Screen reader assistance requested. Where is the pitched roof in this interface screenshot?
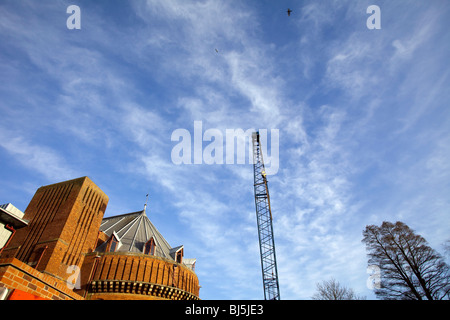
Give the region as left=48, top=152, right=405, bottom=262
left=97, top=209, right=173, bottom=260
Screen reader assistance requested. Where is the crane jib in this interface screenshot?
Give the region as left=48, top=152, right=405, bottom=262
left=251, top=131, right=280, bottom=300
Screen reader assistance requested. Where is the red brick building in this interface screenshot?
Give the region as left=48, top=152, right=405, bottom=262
left=0, top=177, right=200, bottom=300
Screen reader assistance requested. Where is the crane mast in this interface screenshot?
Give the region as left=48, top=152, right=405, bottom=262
left=252, top=131, right=280, bottom=300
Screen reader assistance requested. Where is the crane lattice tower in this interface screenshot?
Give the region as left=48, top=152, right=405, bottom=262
left=251, top=131, right=280, bottom=300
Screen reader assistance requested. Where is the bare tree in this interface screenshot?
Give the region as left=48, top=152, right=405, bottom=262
left=362, top=221, right=450, bottom=300
left=311, top=278, right=366, bottom=300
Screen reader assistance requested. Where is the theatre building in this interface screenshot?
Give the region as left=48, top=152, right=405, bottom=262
left=0, top=177, right=200, bottom=300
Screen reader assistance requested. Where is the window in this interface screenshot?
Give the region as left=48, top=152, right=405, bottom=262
left=176, top=249, right=183, bottom=264
left=109, top=238, right=118, bottom=252
left=170, top=246, right=184, bottom=264
left=144, top=238, right=156, bottom=255
left=106, top=233, right=119, bottom=252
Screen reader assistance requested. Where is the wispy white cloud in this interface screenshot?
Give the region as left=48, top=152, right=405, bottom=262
left=124, top=0, right=450, bottom=299
left=0, top=129, right=77, bottom=181
left=1, top=0, right=449, bottom=301
left=267, top=1, right=450, bottom=299
left=132, top=0, right=286, bottom=129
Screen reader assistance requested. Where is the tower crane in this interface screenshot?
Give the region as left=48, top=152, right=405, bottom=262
left=251, top=131, right=280, bottom=300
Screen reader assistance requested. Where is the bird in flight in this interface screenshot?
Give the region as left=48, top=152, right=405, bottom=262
left=215, top=48, right=219, bottom=53
left=287, top=8, right=292, bottom=16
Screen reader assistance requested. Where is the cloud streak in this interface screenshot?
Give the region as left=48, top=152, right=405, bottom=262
left=0, top=0, right=449, bottom=300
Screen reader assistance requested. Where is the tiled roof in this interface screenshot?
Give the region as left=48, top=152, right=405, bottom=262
left=97, top=209, right=172, bottom=258
left=96, top=209, right=195, bottom=270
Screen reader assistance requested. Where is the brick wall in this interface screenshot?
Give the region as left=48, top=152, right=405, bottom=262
left=0, top=258, right=83, bottom=300
left=77, top=252, right=200, bottom=300
left=1, top=177, right=108, bottom=283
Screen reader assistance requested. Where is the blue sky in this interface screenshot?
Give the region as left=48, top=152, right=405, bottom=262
left=1, top=0, right=449, bottom=300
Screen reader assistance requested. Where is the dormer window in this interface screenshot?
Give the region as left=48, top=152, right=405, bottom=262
left=106, top=232, right=120, bottom=252
left=183, top=259, right=196, bottom=272
left=110, top=237, right=118, bottom=252
left=176, top=251, right=183, bottom=264
left=144, top=238, right=156, bottom=255
left=176, top=248, right=183, bottom=264
left=170, top=245, right=184, bottom=264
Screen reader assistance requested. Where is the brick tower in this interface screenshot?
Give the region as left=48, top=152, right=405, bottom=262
left=1, top=177, right=109, bottom=281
